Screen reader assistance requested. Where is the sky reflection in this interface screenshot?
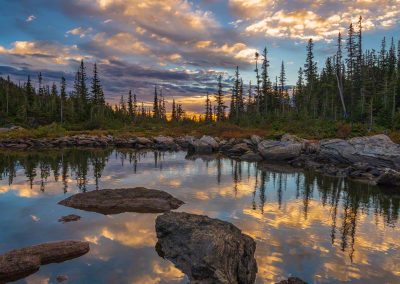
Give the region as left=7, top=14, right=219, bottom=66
left=0, top=149, right=399, bottom=283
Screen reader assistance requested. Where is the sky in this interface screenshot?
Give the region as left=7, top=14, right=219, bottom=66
left=0, top=0, right=399, bottom=113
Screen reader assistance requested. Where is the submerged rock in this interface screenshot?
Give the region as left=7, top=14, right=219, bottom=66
left=58, top=187, right=184, bottom=214
left=376, top=169, right=400, bottom=187
left=56, top=275, right=69, bottom=282
left=276, top=277, right=308, bottom=284
left=155, top=212, right=257, bottom=284
left=0, top=241, right=89, bottom=283
left=58, top=214, right=81, bottom=223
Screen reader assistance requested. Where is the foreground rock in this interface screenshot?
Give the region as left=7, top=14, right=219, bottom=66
left=0, top=241, right=89, bottom=283
left=276, top=277, right=308, bottom=284
left=58, top=214, right=81, bottom=223
left=59, top=187, right=184, bottom=214
left=155, top=212, right=257, bottom=284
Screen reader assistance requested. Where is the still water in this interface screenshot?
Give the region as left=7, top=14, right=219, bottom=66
left=0, top=148, right=399, bottom=284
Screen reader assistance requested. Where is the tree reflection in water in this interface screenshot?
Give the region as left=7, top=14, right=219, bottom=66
left=0, top=148, right=399, bottom=264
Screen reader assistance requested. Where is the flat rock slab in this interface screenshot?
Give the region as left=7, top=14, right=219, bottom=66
left=155, top=212, right=257, bottom=284
left=58, top=214, right=81, bottom=223
left=0, top=241, right=89, bottom=283
left=58, top=187, right=184, bottom=215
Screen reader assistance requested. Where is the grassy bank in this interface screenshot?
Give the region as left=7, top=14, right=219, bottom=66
left=1, top=119, right=399, bottom=143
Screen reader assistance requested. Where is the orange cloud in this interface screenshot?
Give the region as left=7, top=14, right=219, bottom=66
left=232, top=0, right=400, bottom=41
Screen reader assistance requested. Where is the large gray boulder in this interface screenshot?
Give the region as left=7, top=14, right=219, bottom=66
left=153, top=136, right=177, bottom=150
left=59, top=187, right=184, bottom=214
left=155, top=212, right=257, bottom=284
left=188, top=135, right=219, bottom=154
left=319, top=135, right=400, bottom=168
left=257, top=140, right=303, bottom=161
left=0, top=241, right=89, bottom=283
left=199, top=135, right=219, bottom=149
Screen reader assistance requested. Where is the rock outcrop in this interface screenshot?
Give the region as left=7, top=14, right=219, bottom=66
left=318, top=135, right=400, bottom=169
left=0, top=241, right=89, bottom=283
left=155, top=212, right=257, bottom=284
left=58, top=187, right=184, bottom=214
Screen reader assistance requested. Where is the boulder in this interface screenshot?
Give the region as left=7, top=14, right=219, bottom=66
left=58, top=187, right=184, bottom=214
left=258, top=140, right=303, bottom=161
left=135, top=137, right=153, bottom=146
left=155, top=212, right=257, bottom=284
left=153, top=136, right=177, bottom=150
left=188, top=140, right=213, bottom=154
left=0, top=241, right=89, bottom=283
left=199, top=135, right=219, bottom=149
left=319, top=135, right=400, bottom=169
left=58, top=214, right=81, bottom=223
left=250, top=135, right=262, bottom=146
left=174, top=136, right=195, bottom=148
left=376, top=169, right=400, bottom=187
left=230, top=143, right=252, bottom=155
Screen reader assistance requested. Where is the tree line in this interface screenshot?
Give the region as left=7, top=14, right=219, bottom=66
left=1, top=17, right=399, bottom=129
left=0, top=61, right=190, bottom=128
left=204, top=17, right=400, bottom=129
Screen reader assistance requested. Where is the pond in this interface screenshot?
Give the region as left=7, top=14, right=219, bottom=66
left=0, top=148, right=399, bottom=283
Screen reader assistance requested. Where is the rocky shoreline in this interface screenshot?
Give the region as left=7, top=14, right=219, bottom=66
left=1, top=133, right=400, bottom=188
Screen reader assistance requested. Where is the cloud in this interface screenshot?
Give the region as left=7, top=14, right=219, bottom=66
left=66, top=27, right=93, bottom=38
left=231, top=0, right=400, bottom=41
left=0, top=40, right=87, bottom=70
left=26, top=15, right=36, bottom=22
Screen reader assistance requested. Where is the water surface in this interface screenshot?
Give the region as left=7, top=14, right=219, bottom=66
left=0, top=148, right=399, bottom=284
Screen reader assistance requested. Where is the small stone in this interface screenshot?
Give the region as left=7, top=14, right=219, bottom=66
left=56, top=275, right=68, bottom=282
left=58, top=214, right=81, bottom=223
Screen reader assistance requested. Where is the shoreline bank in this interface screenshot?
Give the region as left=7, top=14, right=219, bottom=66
left=1, top=133, right=399, bottom=188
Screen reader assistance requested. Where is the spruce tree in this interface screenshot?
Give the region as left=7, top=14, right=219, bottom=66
left=91, top=63, right=103, bottom=105
left=172, top=99, right=176, bottom=121
left=153, top=86, right=159, bottom=119
left=260, top=47, right=271, bottom=114
left=60, top=76, right=66, bottom=123
left=128, top=90, right=133, bottom=119
left=215, top=75, right=225, bottom=121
